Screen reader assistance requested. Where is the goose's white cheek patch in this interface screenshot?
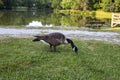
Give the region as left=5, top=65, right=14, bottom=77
left=72, top=47, right=76, bottom=51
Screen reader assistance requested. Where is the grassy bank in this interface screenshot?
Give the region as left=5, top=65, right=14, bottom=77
left=0, top=38, right=120, bottom=80
left=54, top=9, right=112, bottom=18
left=101, top=27, right=120, bottom=33
left=95, top=10, right=112, bottom=19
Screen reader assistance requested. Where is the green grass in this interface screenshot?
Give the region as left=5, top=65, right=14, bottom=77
left=101, top=27, right=120, bottom=33
left=95, top=10, right=112, bottom=19
left=0, top=38, right=120, bottom=80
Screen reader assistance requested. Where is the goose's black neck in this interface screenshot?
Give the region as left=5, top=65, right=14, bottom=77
left=66, top=38, right=75, bottom=48
left=66, top=38, right=78, bottom=53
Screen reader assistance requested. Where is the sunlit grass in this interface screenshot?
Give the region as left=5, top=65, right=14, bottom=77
left=0, top=38, right=120, bottom=80
left=95, top=10, right=112, bottom=19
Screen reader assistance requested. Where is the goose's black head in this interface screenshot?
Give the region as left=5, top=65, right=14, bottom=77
left=73, top=46, right=78, bottom=54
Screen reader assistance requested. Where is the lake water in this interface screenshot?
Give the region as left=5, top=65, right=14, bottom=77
left=0, top=9, right=111, bottom=28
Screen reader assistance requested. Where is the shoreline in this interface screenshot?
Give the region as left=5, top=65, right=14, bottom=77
left=0, top=28, right=120, bottom=43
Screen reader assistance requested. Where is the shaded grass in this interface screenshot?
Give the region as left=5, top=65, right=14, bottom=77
left=0, top=38, right=120, bottom=80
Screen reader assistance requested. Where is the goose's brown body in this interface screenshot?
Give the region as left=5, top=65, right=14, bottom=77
left=44, top=32, right=66, bottom=46
left=33, top=32, right=78, bottom=53
left=34, top=32, right=67, bottom=46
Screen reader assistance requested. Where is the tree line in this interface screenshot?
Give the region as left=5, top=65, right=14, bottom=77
left=0, top=0, right=120, bottom=12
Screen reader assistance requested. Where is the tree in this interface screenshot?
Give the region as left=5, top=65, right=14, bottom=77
left=71, top=0, right=82, bottom=10
left=2, top=0, right=13, bottom=9
left=101, top=0, right=114, bottom=12
left=114, top=0, right=120, bottom=12
left=52, top=0, right=62, bottom=9
left=61, top=0, right=73, bottom=9
left=91, top=0, right=101, bottom=10
left=81, top=0, right=89, bottom=10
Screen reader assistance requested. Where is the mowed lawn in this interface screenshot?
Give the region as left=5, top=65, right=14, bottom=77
left=0, top=38, right=120, bottom=80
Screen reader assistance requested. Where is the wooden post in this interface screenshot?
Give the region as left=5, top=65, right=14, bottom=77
left=111, top=13, right=120, bottom=28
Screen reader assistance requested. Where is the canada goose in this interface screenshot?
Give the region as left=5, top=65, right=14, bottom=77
left=33, top=32, right=78, bottom=54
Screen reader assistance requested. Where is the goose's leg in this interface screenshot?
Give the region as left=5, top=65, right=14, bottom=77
left=53, top=46, right=56, bottom=52
left=53, top=46, right=60, bottom=52
left=50, top=45, right=53, bottom=52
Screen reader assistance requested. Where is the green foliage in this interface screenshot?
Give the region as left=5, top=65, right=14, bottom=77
left=93, top=3, right=101, bottom=10
left=0, top=38, right=120, bottom=79
left=52, top=0, right=62, bottom=9
left=114, top=0, right=120, bottom=12
left=101, top=0, right=120, bottom=12
left=101, top=0, right=112, bottom=12
left=0, top=0, right=120, bottom=12
left=0, top=0, right=52, bottom=10
left=60, top=0, right=72, bottom=9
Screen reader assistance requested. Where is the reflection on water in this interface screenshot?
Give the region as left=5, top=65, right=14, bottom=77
left=0, top=10, right=111, bottom=28
left=26, top=21, right=53, bottom=27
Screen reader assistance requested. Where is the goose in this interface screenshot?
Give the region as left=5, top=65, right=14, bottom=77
left=33, top=32, right=78, bottom=54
